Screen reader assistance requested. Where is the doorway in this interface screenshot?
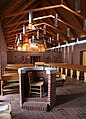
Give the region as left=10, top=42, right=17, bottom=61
left=30, top=56, right=41, bottom=64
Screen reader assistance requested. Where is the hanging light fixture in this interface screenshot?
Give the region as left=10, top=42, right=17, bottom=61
left=43, top=24, right=46, bottom=34
left=52, top=36, right=54, bottom=41
left=29, top=39, right=31, bottom=44
left=23, top=24, right=26, bottom=34
left=75, top=0, right=81, bottom=13
left=54, top=14, right=58, bottom=27
left=17, top=38, right=20, bottom=46
left=20, top=33, right=22, bottom=41
left=29, top=11, right=33, bottom=24
left=57, top=33, right=59, bottom=41
left=15, top=34, right=18, bottom=43
left=61, top=0, right=64, bottom=4
left=37, top=30, right=39, bottom=39
left=83, top=19, right=86, bottom=31
left=67, top=27, right=70, bottom=37
left=28, top=10, right=33, bottom=29
left=44, top=40, right=46, bottom=45
left=32, top=36, right=34, bottom=43
left=50, top=37, right=52, bottom=43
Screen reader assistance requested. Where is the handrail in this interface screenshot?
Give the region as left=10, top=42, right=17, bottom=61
left=35, top=62, right=86, bottom=72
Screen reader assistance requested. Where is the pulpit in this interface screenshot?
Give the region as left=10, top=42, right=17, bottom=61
left=18, top=66, right=56, bottom=111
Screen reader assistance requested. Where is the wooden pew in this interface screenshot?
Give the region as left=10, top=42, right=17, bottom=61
left=1, top=73, right=19, bottom=95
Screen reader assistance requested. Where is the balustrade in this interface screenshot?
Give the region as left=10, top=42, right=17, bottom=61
left=35, top=62, right=86, bottom=82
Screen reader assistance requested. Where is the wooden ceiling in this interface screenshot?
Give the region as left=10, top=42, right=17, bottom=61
left=0, top=0, right=86, bottom=48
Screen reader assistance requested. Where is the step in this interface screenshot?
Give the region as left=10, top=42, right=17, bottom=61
left=22, top=101, right=49, bottom=111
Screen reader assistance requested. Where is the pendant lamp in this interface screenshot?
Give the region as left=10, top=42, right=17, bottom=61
left=32, top=35, right=35, bottom=43
left=20, top=33, right=22, bottom=41
left=50, top=37, right=52, bottom=43
left=75, top=0, right=81, bottom=13
left=37, top=30, right=39, bottom=39
left=43, top=24, right=46, bottom=34
left=54, top=14, right=58, bottom=27
left=57, top=33, right=59, bottom=41
left=23, top=24, right=26, bottom=34
left=83, top=19, right=86, bottom=31
left=67, top=27, right=70, bottom=37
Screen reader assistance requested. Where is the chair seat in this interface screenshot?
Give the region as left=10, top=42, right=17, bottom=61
left=31, top=81, right=43, bottom=86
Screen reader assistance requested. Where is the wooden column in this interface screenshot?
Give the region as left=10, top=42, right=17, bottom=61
left=76, top=70, right=80, bottom=80
left=70, top=69, right=73, bottom=78
left=84, top=72, right=86, bottom=82
left=65, top=68, right=68, bottom=77
left=61, top=68, right=63, bottom=75
left=56, top=67, right=59, bottom=72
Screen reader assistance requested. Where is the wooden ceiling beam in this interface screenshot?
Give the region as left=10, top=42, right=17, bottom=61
left=3, top=0, right=37, bottom=27
left=46, top=0, right=79, bottom=39
left=4, top=20, right=28, bottom=28
left=35, top=13, right=55, bottom=38
left=44, top=0, right=68, bottom=39
left=5, top=21, right=64, bottom=38
left=4, top=15, right=54, bottom=28
left=5, top=0, right=42, bottom=33
left=6, top=37, right=15, bottom=42
left=2, top=4, right=85, bottom=20
left=2, top=4, right=62, bottom=18
left=62, top=4, right=85, bottom=20
left=2, top=0, right=22, bottom=15
left=4, top=14, right=83, bottom=35
left=6, top=33, right=21, bottom=39
left=5, top=22, right=44, bottom=35
left=5, top=28, right=22, bottom=35
left=58, top=18, right=83, bottom=33
left=5, top=21, right=65, bottom=42
left=62, top=0, right=84, bottom=31
left=36, top=9, right=65, bottom=40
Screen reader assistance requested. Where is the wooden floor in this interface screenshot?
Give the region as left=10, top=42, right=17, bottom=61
left=0, top=79, right=86, bottom=119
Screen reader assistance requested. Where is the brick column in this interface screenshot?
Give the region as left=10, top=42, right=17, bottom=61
left=0, top=22, right=7, bottom=79
left=46, top=70, right=56, bottom=108
left=0, top=22, right=1, bottom=95
left=19, top=72, right=25, bottom=107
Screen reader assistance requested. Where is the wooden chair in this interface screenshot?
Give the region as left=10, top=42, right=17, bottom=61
left=1, top=79, right=19, bottom=96
left=28, top=72, right=44, bottom=98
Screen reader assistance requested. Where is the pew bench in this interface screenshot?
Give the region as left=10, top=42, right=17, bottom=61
left=1, top=73, right=19, bottom=96
left=1, top=79, right=19, bottom=96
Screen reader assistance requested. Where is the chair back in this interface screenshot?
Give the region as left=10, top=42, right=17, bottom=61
left=28, top=72, right=34, bottom=84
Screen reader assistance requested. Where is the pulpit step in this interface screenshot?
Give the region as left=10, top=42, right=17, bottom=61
left=22, top=101, right=49, bottom=111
